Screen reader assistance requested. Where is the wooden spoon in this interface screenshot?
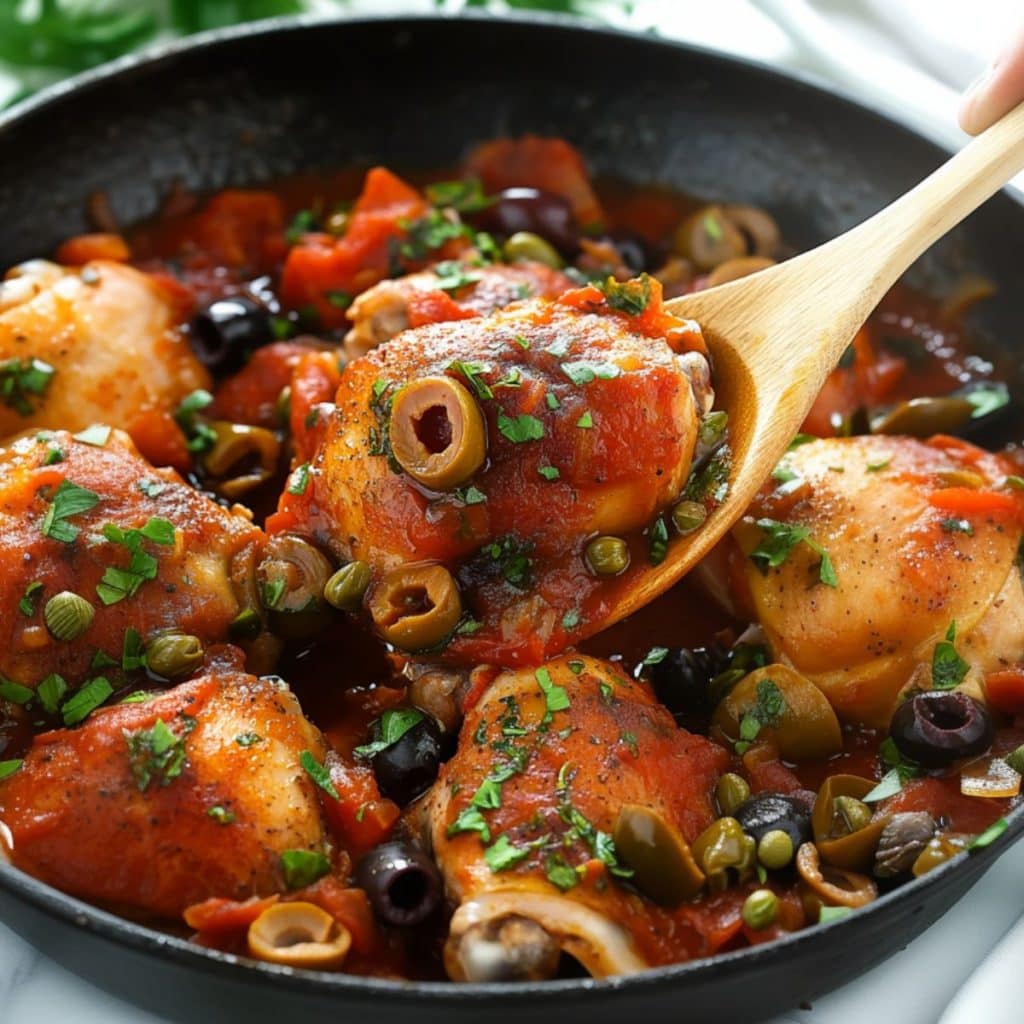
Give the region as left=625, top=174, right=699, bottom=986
left=605, top=101, right=1024, bottom=626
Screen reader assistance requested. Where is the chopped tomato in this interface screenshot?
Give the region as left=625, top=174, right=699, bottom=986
left=56, top=233, right=130, bottom=264
left=406, top=289, right=480, bottom=328
left=183, top=894, right=279, bottom=936
left=318, top=751, right=400, bottom=858
left=465, top=135, right=604, bottom=227
left=928, top=487, right=1020, bottom=517
left=986, top=668, right=1024, bottom=715
left=301, top=878, right=380, bottom=956
left=212, top=341, right=316, bottom=428
left=280, top=168, right=432, bottom=329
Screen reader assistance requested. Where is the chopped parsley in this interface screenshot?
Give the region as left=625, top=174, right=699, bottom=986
left=699, top=410, right=729, bottom=448
left=138, top=478, right=167, bottom=498
left=280, top=848, right=330, bottom=889
left=448, top=360, right=494, bottom=401
left=735, top=678, right=788, bottom=754
left=285, top=208, right=316, bottom=244
left=576, top=410, right=594, bottom=429
left=18, top=581, right=42, bottom=617
left=684, top=445, right=731, bottom=505
left=513, top=334, right=531, bottom=350
left=940, top=518, right=973, bottom=536
left=546, top=392, right=561, bottom=410
left=0, top=679, right=33, bottom=705
left=544, top=853, right=580, bottom=891
left=863, top=736, right=919, bottom=802
left=536, top=667, right=570, bottom=725
left=562, top=608, right=581, bottom=630
left=61, top=676, right=113, bottom=726
left=819, top=906, right=853, bottom=924
left=750, top=518, right=838, bottom=588
left=0, top=759, right=23, bottom=781
left=208, top=805, right=236, bottom=825
left=125, top=718, right=188, bottom=791
left=36, top=673, right=67, bottom=715
left=40, top=479, right=99, bottom=543
left=433, top=260, right=481, bottom=295
left=398, top=209, right=472, bottom=263
left=932, top=622, right=969, bottom=690
left=0, top=357, right=55, bottom=416
left=121, top=628, right=146, bottom=671
left=866, top=457, right=892, bottom=472
left=235, top=732, right=262, bottom=747
left=173, top=390, right=217, bottom=454
left=969, top=817, right=1008, bottom=850
left=96, top=517, right=175, bottom=606
left=485, top=535, right=533, bottom=590
left=353, top=708, right=425, bottom=759
left=538, top=465, right=560, bottom=481
left=325, top=290, right=352, bottom=310
left=560, top=361, right=621, bottom=386
left=288, top=462, right=311, bottom=496
left=447, top=806, right=491, bottom=843
left=73, top=424, right=111, bottom=447
left=484, top=834, right=532, bottom=872
left=424, top=177, right=492, bottom=213
left=965, top=385, right=1009, bottom=420
left=300, top=749, right=340, bottom=800
left=648, top=517, right=669, bottom=565
left=598, top=273, right=652, bottom=315
left=455, top=485, right=487, bottom=505
left=497, top=411, right=545, bottom=443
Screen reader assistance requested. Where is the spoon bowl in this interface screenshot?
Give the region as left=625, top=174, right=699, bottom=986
left=598, top=100, right=1024, bottom=629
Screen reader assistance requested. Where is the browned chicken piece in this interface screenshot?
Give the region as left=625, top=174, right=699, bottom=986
left=0, top=649, right=331, bottom=918
left=0, top=428, right=267, bottom=690
left=343, top=260, right=573, bottom=360
left=0, top=259, right=208, bottom=466
left=722, top=434, right=1024, bottom=727
left=423, top=655, right=729, bottom=980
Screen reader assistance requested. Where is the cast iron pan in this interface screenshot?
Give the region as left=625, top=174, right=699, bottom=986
left=1, top=13, right=1023, bottom=1024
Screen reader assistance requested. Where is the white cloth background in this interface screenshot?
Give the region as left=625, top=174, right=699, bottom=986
left=2, top=1, right=1023, bottom=1022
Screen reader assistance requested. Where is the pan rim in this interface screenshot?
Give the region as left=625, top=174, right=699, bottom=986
left=0, top=8, right=1021, bottom=1004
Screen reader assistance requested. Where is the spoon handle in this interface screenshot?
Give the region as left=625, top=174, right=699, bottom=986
left=837, top=99, right=1024, bottom=300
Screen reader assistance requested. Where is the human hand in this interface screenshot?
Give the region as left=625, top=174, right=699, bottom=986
left=959, top=27, right=1024, bottom=134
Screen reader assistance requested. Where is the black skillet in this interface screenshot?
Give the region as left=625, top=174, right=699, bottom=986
left=1, top=13, right=1023, bottom=1024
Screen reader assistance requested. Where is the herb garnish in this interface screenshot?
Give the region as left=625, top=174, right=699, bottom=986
left=288, top=462, right=311, bottom=496
left=425, top=177, right=493, bottom=213
left=538, top=465, right=560, bottom=481
left=648, top=517, right=669, bottom=565
left=285, top=209, right=316, bottom=244
left=37, top=673, right=67, bottom=715
left=173, top=389, right=217, bottom=454
left=965, top=385, right=1009, bottom=419
left=735, top=678, right=788, bottom=754
left=544, top=853, right=580, bottom=891
left=40, top=479, right=99, bottom=542
left=576, top=410, right=594, bottom=429
left=0, top=357, right=55, bottom=416
left=73, top=424, right=111, bottom=447
left=433, top=260, right=481, bottom=295
left=863, top=737, right=919, bottom=803
left=96, top=517, right=175, bottom=606
left=560, top=361, right=621, bottom=386
left=750, top=518, right=838, bottom=588
left=0, top=679, right=33, bottom=705
left=235, top=732, right=262, bottom=747
left=18, top=581, right=42, bottom=616
left=536, top=667, right=570, bottom=724
left=125, top=718, right=188, bottom=791
left=300, top=749, right=340, bottom=800
left=932, top=622, right=969, bottom=690
left=485, top=535, right=533, bottom=589
left=484, top=834, right=532, bottom=872
left=598, top=274, right=652, bottom=315
left=353, top=708, right=425, bottom=759
left=61, top=676, right=113, bottom=726
left=497, top=411, right=545, bottom=443
left=969, top=817, right=1008, bottom=850
left=280, top=849, right=330, bottom=889
left=208, top=805, right=236, bottom=825
left=448, top=360, right=493, bottom=400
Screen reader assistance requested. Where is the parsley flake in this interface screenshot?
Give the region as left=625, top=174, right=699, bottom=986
left=61, top=676, right=113, bottom=726
left=932, top=622, right=969, bottom=690
left=300, top=749, right=339, bottom=800
left=18, top=581, right=42, bottom=617
left=497, top=411, right=544, bottom=443
left=125, top=718, right=187, bottom=791
left=598, top=274, right=652, bottom=315
left=280, top=849, right=330, bottom=889
left=40, top=479, right=99, bottom=543
left=0, top=357, right=55, bottom=416
left=353, top=708, right=425, bottom=759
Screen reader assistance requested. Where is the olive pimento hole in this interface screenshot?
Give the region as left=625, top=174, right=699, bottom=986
left=921, top=697, right=967, bottom=731
left=276, top=927, right=316, bottom=948
left=414, top=404, right=454, bottom=454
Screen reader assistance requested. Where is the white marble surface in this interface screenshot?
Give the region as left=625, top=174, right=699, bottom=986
left=3, top=1, right=1024, bottom=1021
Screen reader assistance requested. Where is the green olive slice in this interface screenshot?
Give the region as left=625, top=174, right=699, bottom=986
left=613, top=803, right=705, bottom=906
left=368, top=563, right=462, bottom=651
left=389, top=376, right=486, bottom=491
left=811, top=774, right=888, bottom=872
left=712, top=663, right=842, bottom=760
left=869, top=395, right=974, bottom=437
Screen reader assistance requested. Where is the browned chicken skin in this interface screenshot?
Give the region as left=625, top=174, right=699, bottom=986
left=0, top=649, right=330, bottom=918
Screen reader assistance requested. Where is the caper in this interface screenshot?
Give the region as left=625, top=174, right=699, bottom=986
left=690, top=816, right=757, bottom=891
left=834, top=796, right=873, bottom=836
left=368, top=564, right=462, bottom=651
left=146, top=631, right=204, bottom=680
left=757, top=829, right=794, bottom=870
left=389, top=376, right=486, bottom=491
left=671, top=500, right=707, bottom=535
left=502, top=231, right=564, bottom=269
left=741, top=888, right=778, bottom=930
left=584, top=536, right=630, bottom=577
left=716, top=773, right=751, bottom=816
left=43, top=591, right=94, bottom=642
left=325, top=561, right=372, bottom=612
left=613, top=804, right=705, bottom=906
left=326, top=210, right=350, bottom=236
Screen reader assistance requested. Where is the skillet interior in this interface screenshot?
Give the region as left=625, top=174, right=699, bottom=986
left=1, top=13, right=1023, bottom=1024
